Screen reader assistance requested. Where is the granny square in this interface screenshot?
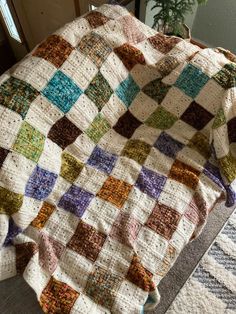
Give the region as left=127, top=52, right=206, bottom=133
left=116, top=74, right=140, bottom=108
left=114, top=43, right=145, bottom=71
left=121, top=139, right=151, bottom=165
left=113, top=110, right=142, bottom=139
left=97, top=176, right=132, bottom=209
left=180, top=101, right=214, bottom=130
left=13, top=121, right=45, bottom=163
left=25, top=166, right=58, bottom=200
left=40, top=276, right=79, bottom=314
left=60, top=152, right=84, bottom=183
left=85, top=265, right=122, bottom=310
left=135, top=166, right=167, bottom=199
left=85, top=71, right=113, bottom=111
left=15, top=242, right=38, bottom=274
left=145, top=106, right=178, bottom=130
left=142, top=78, right=171, bottom=104
left=58, top=185, right=94, bottom=218
left=0, top=76, right=39, bottom=119
left=31, top=202, right=55, bottom=229
left=169, top=159, right=201, bottom=190
left=148, top=33, right=181, bottom=54
left=213, top=63, right=236, bottom=89
left=3, top=217, right=22, bottom=247
left=0, top=186, right=23, bottom=215
left=154, top=132, right=184, bottom=158
left=67, top=220, right=107, bottom=262
left=156, top=55, right=179, bottom=77
left=110, top=212, right=141, bottom=247
left=126, top=254, right=155, bottom=292
left=87, top=146, right=117, bottom=174
left=175, top=64, right=209, bottom=98
left=188, top=132, right=211, bottom=159
left=145, top=202, right=181, bottom=240
left=48, top=116, right=82, bottom=149
left=85, top=113, right=111, bottom=143
left=85, top=11, right=110, bottom=28
left=42, top=71, right=82, bottom=113
left=78, top=32, right=112, bottom=67
left=33, top=34, right=74, bottom=68
left=203, top=161, right=224, bottom=189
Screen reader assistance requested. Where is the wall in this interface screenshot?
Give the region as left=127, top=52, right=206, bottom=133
left=192, top=0, right=236, bottom=53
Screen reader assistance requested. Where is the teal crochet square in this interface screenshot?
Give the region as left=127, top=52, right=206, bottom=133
left=42, top=70, right=82, bottom=113
left=175, top=64, right=209, bottom=99
left=116, top=74, right=140, bottom=108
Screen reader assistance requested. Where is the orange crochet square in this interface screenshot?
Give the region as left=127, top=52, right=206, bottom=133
left=169, top=159, right=200, bottom=190
left=33, top=34, right=74, bottom=68
left=97, top=176, right=132, bottom=208
left=40, top=277, right=79, bottom=314
left=31, top=202, right=55, bottom=229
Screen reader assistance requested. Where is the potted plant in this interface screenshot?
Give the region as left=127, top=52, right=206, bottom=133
left=149, top=0, right=208, bottom=38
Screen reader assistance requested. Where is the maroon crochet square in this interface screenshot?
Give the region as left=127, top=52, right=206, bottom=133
left=113, top=110, right=142, bottom=139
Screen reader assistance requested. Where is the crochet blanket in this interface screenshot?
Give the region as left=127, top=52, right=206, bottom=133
left=0, top=4, right=236, bottom=314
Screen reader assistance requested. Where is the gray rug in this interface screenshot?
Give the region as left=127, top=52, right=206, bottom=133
left=0, top=202, right=234, bottom=313
left=166, top=208, right=236, bottom=313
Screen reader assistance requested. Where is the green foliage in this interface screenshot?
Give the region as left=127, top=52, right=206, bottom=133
left=149, top=0, right=208, bottom=35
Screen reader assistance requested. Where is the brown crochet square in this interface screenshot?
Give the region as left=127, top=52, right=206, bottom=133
left=31, top=202, right=55, bottom=229
left=48, top=116, right=82, bottom=150
left=85, top=11, right=110, bottom=28
left=148, top=33, right=181, bottom=54
left=145, top=202, right=181, bottom=240
left=169, top=159, right=201, bottom=190
left=114, top=43, right=145, bottom=71
left=33, top=34, right=74, bottom=68
left=40, top=277, right=79, bottom=314
left=67, top=220, right=107, bottom=262
left=113, top=110, right=142, bottom=139
left=0, top=147, right=9, bottom=168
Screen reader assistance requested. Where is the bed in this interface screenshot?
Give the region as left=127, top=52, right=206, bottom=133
left=0, top=4, right=235, bottom=313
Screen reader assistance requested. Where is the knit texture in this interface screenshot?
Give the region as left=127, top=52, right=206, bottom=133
left=0, top=5, right=236, bottom=314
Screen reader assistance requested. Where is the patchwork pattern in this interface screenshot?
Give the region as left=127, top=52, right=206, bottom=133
left=121, top=139, right=151, bottom=165
left=85, top=265, right=122, bottom=310
left=58, top=185, right=94, bottom=218
left=1, top=5, right=236, bottom=314
left=85, top=71, right=113, bottom=111
left=48, top=116, right=82, bottom=149
left=13, top=121, right=45, bottom=163
left=40, top=277, right=79, bottom=314
left=116, top=74, right=140, bottom=108
left=114, top=43, right=145, bottom=70
left=87, top=146, right=117, bottom=174
left=145, top=202, right=181, bottom=240
left=97, top=176, right=132, bottom=208
left=175, top=64, right=209, bottom=98
left=78, top=32, right=112, bottom=67
left=67, top=220, right=107, bottom=262
left=42, top=71, right=82, bottom=113
left=0, top=77, right=39, bottom=119
left=25, top=166, right=58, bottom=200
left=33, top=34, right=74, bottom=68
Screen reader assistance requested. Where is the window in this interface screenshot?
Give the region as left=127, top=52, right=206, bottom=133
left=0, top=0, right=21, bottom=42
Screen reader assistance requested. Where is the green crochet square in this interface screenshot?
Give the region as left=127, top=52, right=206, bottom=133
left=13, top=121, right=45, bottom=162
left=85, top=71, right=113, bottom=111
left=121, top=139, right=151, bottom=165
left=60, top=152, right=84, bottom=183
left=0, top=186, right=23, bottom=215
left=85, top=113, right=111, bottom=143
left=213, top=63, right=236, bottom=89
left=145, top=106, right=178, bottom=130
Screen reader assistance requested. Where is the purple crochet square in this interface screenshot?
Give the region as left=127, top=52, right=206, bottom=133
left=3, top=218, right=22, bottom=247
left=203, top=161, right=224, bottom=188
left=58, top=185, right=94, bottom=217
left=154, top=132, right=184, bottom=158
left=135, top=166, right=167, bottom=199
left=25, top=166, right=58, bottom=200
left=87, top=146, right=117, bottom=174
